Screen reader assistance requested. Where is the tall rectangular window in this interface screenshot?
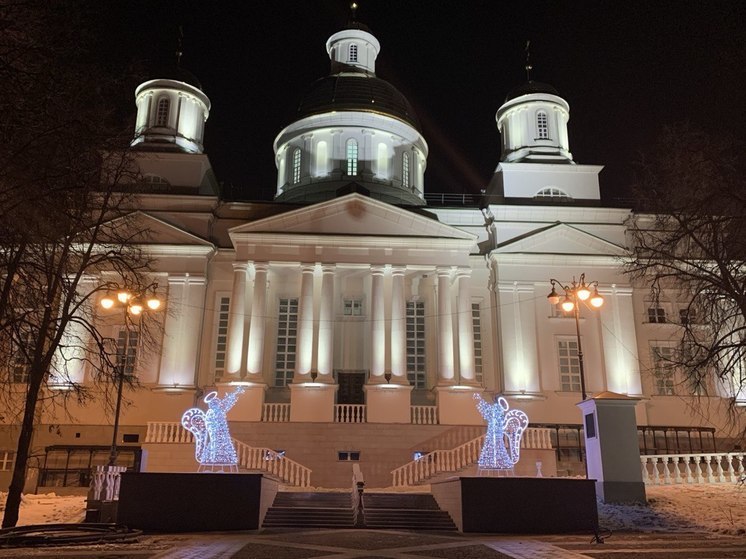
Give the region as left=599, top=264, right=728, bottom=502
left=155, top=97, right=170, bottom=126
left=116, top=329, right=139, bottom=378
left=558, top=338, right=581, bottom=392
left=292, top=148, right=302, bottom=184
left=402, top=152, right=410, bottom=189
left=651, top=344, right=676, bottom=395
left=213, top=296, right=230, bottom=381
left=343, top=299, right=363, bottom=316
left=536, top=111, right=548, bottom=139
left=348, top=44, right=358, bottom=62
left=275, top=298, right=298, bottom=387
left=346, top=139, right=358, bottom=176
left=472, top=303, right=483, bottom=385
left=406, top=301, right=426, bottom=388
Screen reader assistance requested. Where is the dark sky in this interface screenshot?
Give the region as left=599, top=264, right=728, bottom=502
left=101, top=1, right=744, bottom=203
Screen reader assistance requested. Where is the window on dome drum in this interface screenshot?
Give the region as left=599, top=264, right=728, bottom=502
left=292, top=148, right=302, bottom=184
left=406, top=300, right=426, bottom=388
left=472, top=303, right=483, bottom=385
left=343, top=299, right=363, bottom=316
left=348, top=44, right=358, bottom=63
left=534, top=187, right=571, bottom=200
left=213, top=295, right=230, bottom=381
left=275, top=298, right=298, bottom=387
left=402, top=152, right=410, bottom=189
left=558, top=338, right=581, bottom=392
left=536, top=111, right=549, bottom=139
left=647, top=306, right=667, bottom=323
left=116, top=328, right=140, bottom=378
left=651, top=344, right=676, bottom=395
left=346, top=139, right=358, bottom=176
left=155, top=98, right=170, bottom=126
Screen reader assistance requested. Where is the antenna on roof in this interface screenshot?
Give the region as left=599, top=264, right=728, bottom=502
left=350, top=2, right=359, bottom=22
left=525, top=40, right=532, bottom=82
left=176, top=25, right=184, bottom=66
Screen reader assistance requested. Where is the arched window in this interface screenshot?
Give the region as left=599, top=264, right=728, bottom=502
left=534, top=187, right=571, bottom=200
left=536, top=111, right=549, bottom=139
left=349, top=44, right=358, bottom=63
left=346, top=139, right=358, bottom=176
left=292, top=148, right=302, bottom=184
left=402, top=153, right=410, bottom=189
left=155, top=97, right=170, bottom=127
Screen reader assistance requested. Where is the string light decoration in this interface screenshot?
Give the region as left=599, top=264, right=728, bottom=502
left=474, top=393, right=529, bottom=472
left=181, top=386, right=245, bottom=472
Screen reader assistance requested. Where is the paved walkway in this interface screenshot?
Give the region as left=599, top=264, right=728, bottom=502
left=1, top=529, right=746, bottom=558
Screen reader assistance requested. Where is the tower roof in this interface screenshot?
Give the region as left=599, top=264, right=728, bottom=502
left=505, top=80, right=559, bottom=102
left=151, top=65, right=203, bottom=90
left=295, top=74, right=421, bottom=130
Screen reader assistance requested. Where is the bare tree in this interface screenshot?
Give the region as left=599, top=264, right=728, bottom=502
left=0, top=1, right=156, bottom=527
left=625, top=124, right=746, bottom=422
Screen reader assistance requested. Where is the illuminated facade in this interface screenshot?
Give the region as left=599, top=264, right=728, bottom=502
left=1, top=22, right=740, bottom=491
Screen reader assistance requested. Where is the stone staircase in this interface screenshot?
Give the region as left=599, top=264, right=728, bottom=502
left=362, top=493, right=457, bottom=531
left=263, top=491, right=456, bottom=531
left=262, top=492, right=355, bottom=528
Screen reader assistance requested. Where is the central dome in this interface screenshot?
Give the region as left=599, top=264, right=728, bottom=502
left=296, top=74, right=421, bottom=131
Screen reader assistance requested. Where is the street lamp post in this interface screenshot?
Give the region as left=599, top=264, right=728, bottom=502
left=100, top=288, right=162, bottom=467
left=547, top=274, right=604, bottom=401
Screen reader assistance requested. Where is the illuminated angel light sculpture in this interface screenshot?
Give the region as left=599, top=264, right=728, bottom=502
left=474, top=393, right=529, bottom=472
left=182, top=386, right=245, bottom=472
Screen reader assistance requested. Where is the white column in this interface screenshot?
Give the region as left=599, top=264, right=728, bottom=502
left=52, top=276, right=96, bottom=386
left=295, top=263, right=315, bottom=379
left=600, top=285, right=642, bottom=396
left=390, top=266, right=407, bottom=382
left=246, top=262, right=269, bottom=378
left=437, top=267, right=455, bottom=383
left=369, top=265, right=386, bottom=381
left=317, top=264, right=335, bottom=381
left=456, top=268, right=476, bottom=384
left=158, top=275, right=207, bottom=388
left=225, top=263, right=248, bottom=377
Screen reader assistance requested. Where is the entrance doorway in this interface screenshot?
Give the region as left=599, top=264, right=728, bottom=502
left=336, top=371, right=366, bottom=404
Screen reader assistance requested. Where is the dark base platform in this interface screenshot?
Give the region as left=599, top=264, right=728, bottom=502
left=117, top=472, right=265, bottom=532
left=432, top=476, right=599, bottom=533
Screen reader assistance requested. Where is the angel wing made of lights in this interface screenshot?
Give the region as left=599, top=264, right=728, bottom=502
left=181, top=408, right=208, bottom=463
left=504, top=408, right=529, bottom=466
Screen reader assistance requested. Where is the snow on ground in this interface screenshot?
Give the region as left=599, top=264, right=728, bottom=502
left=2, top=484, right=746, bottom=534
left=0, top=492, right=86, bottom=526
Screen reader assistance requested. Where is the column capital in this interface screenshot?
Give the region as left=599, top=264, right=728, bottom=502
left=320, top=264, right=336, bottom=275
left=436, top=266, right=454, bottom=278
left=252, top=261, right=270, bottom=274
left=390, top=266, right=406, bottom=277
left=300, top=262, right=316, bottom=274
left=455, top=267, right=472, bottom=280
left=232, top=262, right=250, bottom=272
left=370, top=265, right=386, bottom=276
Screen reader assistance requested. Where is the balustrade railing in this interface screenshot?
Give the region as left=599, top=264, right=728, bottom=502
left=391, top=427, right=553, bottom=487
left=335, top=404, right=366, bottom=423
left=641, top=453, right=746, bottom=485
left=411, top=405, right=438, bottom=425
left=144, top=421, right=312, bottom=487
left=262, top=403, right=291, bottom=422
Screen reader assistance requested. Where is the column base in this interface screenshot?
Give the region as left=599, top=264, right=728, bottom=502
left=289, top=382, right=338, bottom=422
left=595, top=481, right=646, bottom=504
left=364, top=383, right=413, bottom=423
left=215, top=381, right=266, bottom=422
left=434, top=385, right=484, bottom=425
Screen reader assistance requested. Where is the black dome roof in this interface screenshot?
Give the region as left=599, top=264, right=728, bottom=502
left=295, top=74, right=421, bottom=130
left=152, top=65, right=203, bottom=90
left=505, top=81, right=559, bottom=102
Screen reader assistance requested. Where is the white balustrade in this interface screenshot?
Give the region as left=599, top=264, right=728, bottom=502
left=88, top=465, right=127, bottom=501
left=144, top=421, right=312, bottom=487
left=410, top=405, right=438, bottom=425
left=335, top=404, right=366, bottom=423
left=640, top=453, right=746, bottom=485
left=262, top=403, right=291, bottom=422
left=391, top=427, right=553, bottom=487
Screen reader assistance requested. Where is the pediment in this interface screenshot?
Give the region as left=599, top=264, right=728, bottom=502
left=493, top=222, right=627, bottom=256
left=229, top=194, right=475, bottom=241
left=102, top=211, right=213, bottom=247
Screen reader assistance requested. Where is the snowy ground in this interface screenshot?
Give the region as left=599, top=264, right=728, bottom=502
left=2, top=483, right=746, bottom=534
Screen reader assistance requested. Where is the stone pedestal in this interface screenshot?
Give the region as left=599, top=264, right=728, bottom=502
left=434, top=385, right=484, bottom=425
left=577, top=391, right=646, bottom=503
left=216, top=382, right=266, bottom=422
left=289, top=382, right=337, bottom=422
left=364, top=383, right=413, bottom=423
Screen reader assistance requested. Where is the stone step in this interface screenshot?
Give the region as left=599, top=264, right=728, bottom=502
left=363, top=493, right=440, bottom=509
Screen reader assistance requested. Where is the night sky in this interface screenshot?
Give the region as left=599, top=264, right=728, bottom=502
left=100, top=1, right=744, bottom=203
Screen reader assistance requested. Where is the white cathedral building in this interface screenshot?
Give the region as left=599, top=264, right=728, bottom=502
left=2, top=22, right=738, bottom=490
